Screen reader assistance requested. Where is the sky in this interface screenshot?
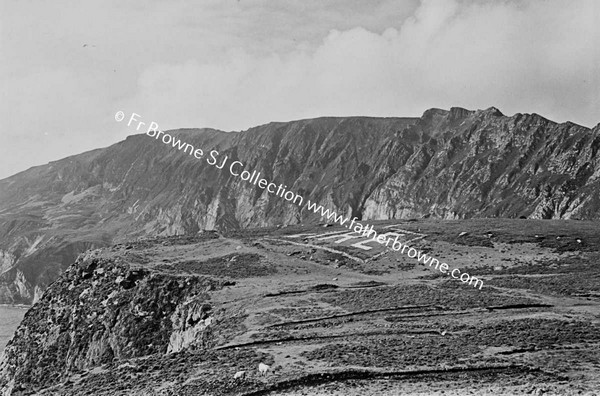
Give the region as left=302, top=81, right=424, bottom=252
left=1, top=0, right=599, bottom=179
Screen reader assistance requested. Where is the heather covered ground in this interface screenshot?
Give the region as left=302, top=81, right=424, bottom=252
left=2, top=219, right=599, bottom=395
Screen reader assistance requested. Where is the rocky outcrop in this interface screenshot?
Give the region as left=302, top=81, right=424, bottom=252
left=167, top=300, right=214, bottom=353
left=0, top=246, right=232, bottom=394
left=0, top=109, right=599, bottom=303
left=363, top=109, right=600, bottom=220
left=0, top=250, right=15, bottom=275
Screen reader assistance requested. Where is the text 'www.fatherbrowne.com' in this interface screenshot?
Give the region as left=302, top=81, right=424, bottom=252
left=116, top=111, right=484, bottom=290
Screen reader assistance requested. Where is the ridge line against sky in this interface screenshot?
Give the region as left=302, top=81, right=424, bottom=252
left=1, top=0, right=599, bottom=179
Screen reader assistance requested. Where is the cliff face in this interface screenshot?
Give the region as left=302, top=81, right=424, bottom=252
left=0, top=108, right=599, bottom=303
left=364, top=108, right=600, bottom=220
left=0, top=234, right=240, bottom=394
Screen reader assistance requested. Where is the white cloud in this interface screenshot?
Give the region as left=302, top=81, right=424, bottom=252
left=1, top=0, right=599, bottom=178
left=127, top=0, right=600, bottom=133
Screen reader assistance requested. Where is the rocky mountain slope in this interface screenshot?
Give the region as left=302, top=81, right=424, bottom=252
left=2, top=219, right=599, bottom=395
left=1, top=107, right=599, bottom=304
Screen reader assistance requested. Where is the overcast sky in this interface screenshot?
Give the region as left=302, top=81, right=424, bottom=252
left=1, top=0, right=599, bottom=179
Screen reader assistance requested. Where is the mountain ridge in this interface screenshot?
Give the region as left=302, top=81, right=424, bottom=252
left=1, top=107, right=599, bottom=304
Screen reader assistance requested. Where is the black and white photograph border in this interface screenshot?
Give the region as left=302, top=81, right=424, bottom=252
left=1, top=1, right=599, bottom=395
